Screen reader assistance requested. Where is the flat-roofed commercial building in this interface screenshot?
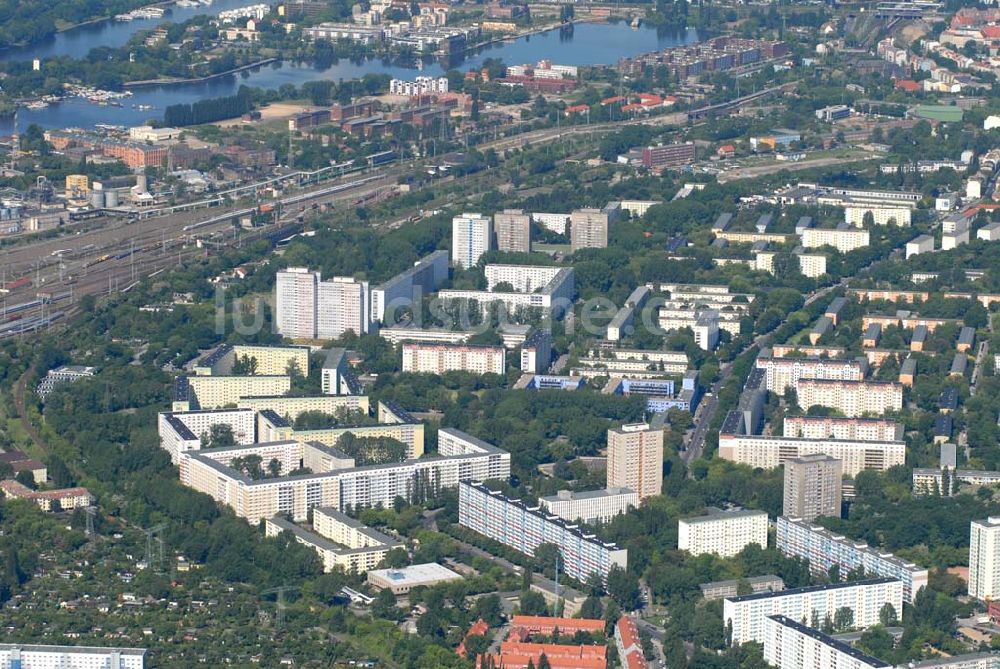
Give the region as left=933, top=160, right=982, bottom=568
left=776, top=516, right=928, bottom=602
left=539, top=487, right=638, bottom=524
left=607, top=423, right=664, bottom=500
left=724, top=577, right=903, bottom=645
left=401, top=343, right=506, bottom=375
left=719, top=433, right=904, bottom=476
left=678, top=509, right=768, bottom=558
left=367, top=562, right=463, bottom=594
left=458, top=480, right=628, bottom=584
left=0, top=644, right=147, bottom=669
left=763, top=615, right=891, bottom=669
left=494, top=209, right=531, bottom=253
left=796, top=379, right=903, bottom=417
left=756, top=355, right=867, bottom=394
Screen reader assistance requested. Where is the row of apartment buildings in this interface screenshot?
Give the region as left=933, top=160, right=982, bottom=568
left=179, top=427, right=509, bottom=524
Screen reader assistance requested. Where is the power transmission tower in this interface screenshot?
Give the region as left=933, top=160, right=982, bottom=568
left=261, top=586, right=300, bottom=629
left=84, top=506, right=97, bottom=538
left=141, top=523, right=168, bottom=571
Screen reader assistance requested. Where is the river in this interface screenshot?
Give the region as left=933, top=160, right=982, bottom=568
left=0, top=19, right=698, bottom=132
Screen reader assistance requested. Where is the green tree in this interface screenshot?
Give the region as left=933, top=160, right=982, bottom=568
left=372, top=587, right=399, bottom=620
left=14, top=471, right=36, bottom=490
left=519, top=590, right=548, bottom=616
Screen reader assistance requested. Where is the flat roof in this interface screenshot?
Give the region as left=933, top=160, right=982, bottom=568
left=541, top=487, right=636, bottom=503
left=767, top=616, right=891, bottom=667
left=0, top=644, right=146, bottom=656
left=680, top=509, right=767, bottom=525
left=268, top=515, right=400, bottom=555
left=368, top=562, right=461, bottom=585
left=700, top=574, right=783, bottom=590
left=727, top=577, right=897, bottom=604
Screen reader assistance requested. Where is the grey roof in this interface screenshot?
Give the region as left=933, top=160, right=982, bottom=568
left=726, top=577, right=897, bottom=604
left=958, top=326, right=975, bottom=346
left=765, top=616, right=890, bottom=668
left=825, top=297, right=847, bottom=315
left=323, top=347, right=347, bottom=370
left=950, top=353, right=968, bottom=375
left=0, top=644, right=146, bottom=657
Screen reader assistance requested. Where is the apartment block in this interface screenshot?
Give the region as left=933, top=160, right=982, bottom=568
left=520, top=329, right=552, bottom=374
left=724, top=578, right=903, bottom=645
left=844, top=205, right=912, bottom=227
left=607, top=423, right=664, bottom=500
left=179, top=429, right=510, bottom=523
left=570, top=208, right=610, bottom=251
left=796, top=379, right=903, bottom=417
left=907, top=234, right=935, bottom=258
left=275, top=269, right=370, bottom=339
left=494, top=209, right=531, bottom=253
left=641, top=142, right=696, bottom=170
left=763, top=615, right=891, bottom=669
left=756, top=356, right=867, bottom=394
left=0, top=480, right=94, bottom=512
left=539, top=487, right=638, bottom=524
left=452, top=212, right=492, bottom=268
left=257, top=401, right=425, bottom=459
left=318, top=276, right=370, bottom=338
left=0, top=645, right=146, bottom=669
left=782, top=416, right=903, bottom=442
left=458, top=480, right=628, bottom=583
left=173, top=375, right=291, bottom=411
left=401, top=343, right=506, bottom=375
left=607, top=286, right=652, bottom=341
left=678, top=509, right=768, bottom=558
left=158, top=407, right=256, bottom=463
left=265, top=512, right=400, bottom=573
left=700, top=575, right=785, bottom=601
left=438, top=266, right=575, bottom=320
left=237, top=394, right=369, bottom=422
left=370, top=250, right=449, bottom=325
left=718, top=434, right=904, bottom=476
left=194, top=344, right=311, bottom=377
left=970, top=517, right=1000, bottom=601
left=776, top=516, right=928, bottom=602
left=913, top=468, right=1000, bottom=495
left=783, top=454, right=842, bottom=521
left=275, top=268, right=319, bottom=338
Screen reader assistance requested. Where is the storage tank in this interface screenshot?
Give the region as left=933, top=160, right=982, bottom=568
left=90, top=191, right=105, bottom=208
left=105, top=190, right=119, bottom=207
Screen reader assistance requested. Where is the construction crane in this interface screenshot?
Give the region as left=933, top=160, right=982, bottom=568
left=260, top=585, right=300, bottom=629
